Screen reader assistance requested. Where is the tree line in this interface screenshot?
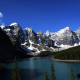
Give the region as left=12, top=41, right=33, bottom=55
left=54, top=46, right=80, bottom=60
left=37, top=46, right=80, bottom=60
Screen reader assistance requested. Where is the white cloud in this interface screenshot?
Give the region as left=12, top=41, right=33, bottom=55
left=0, top=12, right=5, bottom=27
left=0, top=22, right=5, bottom=29
left=0, top=12, right=3, bottom=18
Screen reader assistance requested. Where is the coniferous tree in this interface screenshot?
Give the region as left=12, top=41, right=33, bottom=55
left=70, top=65, right=75, bottom=80
left=50, top=63, right=56, bottom=80
left=12, top=57, right=21, bottom=80
left=45, top=71, right=49, bottom=80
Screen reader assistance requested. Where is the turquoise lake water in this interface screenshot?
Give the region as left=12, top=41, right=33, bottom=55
left=1, top=57, right=80, bottom=80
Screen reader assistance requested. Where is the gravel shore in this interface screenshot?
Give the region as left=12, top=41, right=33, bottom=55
left=52, top=59, right=80, bottom=62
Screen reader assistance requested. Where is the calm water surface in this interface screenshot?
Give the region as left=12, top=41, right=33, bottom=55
left=1, top=57, right=80, bottom=80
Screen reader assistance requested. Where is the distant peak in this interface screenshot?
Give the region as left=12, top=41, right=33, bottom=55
left=24, top=28, right=33, bottom=33
left=46, top=30, right=50, bottom=33
left=59, top=27, right=71, bottom=32
left=76, top=27, right=80, bottom=32
left=24, top=27, right=32, bottom=30
left=37, top=31, right=43, bottom=34
left=10, top=22, right=19, bottom=26
left=77, top=27, right=80, bottom=30
left=56, top=27, right=71, bottom=34
left=65, top=27, right=70, bottom=30
left=24, top=28, right=33, bottom=31
left=45, top=30, right=50, bottom=35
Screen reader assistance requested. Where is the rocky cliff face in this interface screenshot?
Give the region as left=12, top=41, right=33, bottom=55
left=22, top=29, right=54, bottom=53
left=75, top=27, right=80, bottom=40
left=24, top=28, right=38, bottom=44
left=37, top=31, right=54, bottom=47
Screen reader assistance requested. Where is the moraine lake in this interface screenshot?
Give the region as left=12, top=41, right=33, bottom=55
left=1, top=57, right=80, bottom=80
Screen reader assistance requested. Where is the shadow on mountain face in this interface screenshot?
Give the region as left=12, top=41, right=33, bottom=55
left=0, top=28, right=31, bottom=62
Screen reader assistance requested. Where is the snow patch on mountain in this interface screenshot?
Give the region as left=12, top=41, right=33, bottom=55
left=29, top=40, right=34, bottom=44
left=21, top=42, right=27, bottom=45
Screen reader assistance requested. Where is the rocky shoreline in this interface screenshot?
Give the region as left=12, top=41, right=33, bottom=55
left=52, top=59, right=80, bottom=62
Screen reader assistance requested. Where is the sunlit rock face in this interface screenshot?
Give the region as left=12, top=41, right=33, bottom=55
left=50, top=27, right=78, bottom=46
left=3, top=23, right=25, bottom=46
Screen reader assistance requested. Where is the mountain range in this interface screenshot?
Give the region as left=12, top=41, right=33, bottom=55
left=1, top=23, right=80, bottom=54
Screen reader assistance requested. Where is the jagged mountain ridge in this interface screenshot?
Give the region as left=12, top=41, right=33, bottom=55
left=22, top=28, right=54, bottom=53
left=3, top=23, right=54, bottom=53
left=2, top=23, right=80, bottom=53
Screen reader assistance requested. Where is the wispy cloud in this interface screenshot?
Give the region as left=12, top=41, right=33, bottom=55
left=0, top=12, right=5, bottom=27
left=0, top=12, right=3, bottom=19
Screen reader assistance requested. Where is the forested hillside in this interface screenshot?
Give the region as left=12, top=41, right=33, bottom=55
left=54, top=46, right=80, bottom=60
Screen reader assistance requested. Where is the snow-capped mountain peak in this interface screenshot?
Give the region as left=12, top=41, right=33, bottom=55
left=65, top=27, right=70, bottom=30
left=50, top=26, right=78, bottom=46
left=24, top=28, right=33, bottom=33
left=10, top=22, right=19, bottom=27
left=56, top=27, right=71, bottom=35
left=45, top=30, right=50, bottom=36
left=37, top=31, right=43, bottom=35
left=76, top=27, right=80, bottom=32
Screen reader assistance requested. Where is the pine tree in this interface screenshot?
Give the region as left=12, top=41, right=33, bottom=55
left=12, top=57, right=21, bottom=80
left=50, top=63, right=56, bottom=80
left=45, top=71, right=49, bottom=80
left=70, top=65, right=75, bottom=80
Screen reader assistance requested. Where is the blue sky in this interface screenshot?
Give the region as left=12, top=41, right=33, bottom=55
left=0, top=0, right=80, bottom=33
